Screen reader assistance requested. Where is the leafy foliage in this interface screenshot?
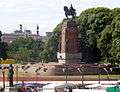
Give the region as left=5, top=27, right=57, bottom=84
left=41, top=23, right=61, bottom=62
left=109, top=15, right=120, bottom=64
left=0, top=42, right=8, bottom=60
left=8, top=37, right=44, bottom=62
left=0, top=31, right=8, bottom=60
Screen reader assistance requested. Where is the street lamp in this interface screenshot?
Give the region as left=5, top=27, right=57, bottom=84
left=35, top=69, right=38, bottom=83
left=2, top=68, right=5, bottom=88
left=98, top=64, right=101, bottom=84
left=62, top=67, right=68, bottom=84
left=103, top=68, right=110, bottom=81
left=16, top=65, right=19, bottom=83
left=35, top=67, right=42, bottom=83
left=77, top=66, right=84, bottom=86
left=62, top=66, right=68, bottom=92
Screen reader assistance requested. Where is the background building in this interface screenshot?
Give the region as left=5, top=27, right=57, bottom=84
left=1, top=24, right=53, bottom=43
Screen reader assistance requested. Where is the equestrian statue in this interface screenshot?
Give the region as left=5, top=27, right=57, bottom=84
left=64, top=4, right=76, bottom=18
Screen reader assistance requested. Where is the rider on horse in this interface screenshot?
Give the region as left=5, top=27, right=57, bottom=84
left=64, top=4, right=76, bottom=18
left=69, top=4, right=76, bottom=15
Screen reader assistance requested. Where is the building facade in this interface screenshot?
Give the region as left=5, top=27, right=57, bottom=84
left=1, top=25, right=53, bottom=43
left=2, top=30, right=40, bottom=43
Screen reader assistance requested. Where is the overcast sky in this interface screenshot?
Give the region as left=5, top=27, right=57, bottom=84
left=0, top=0, right=120, bottom=35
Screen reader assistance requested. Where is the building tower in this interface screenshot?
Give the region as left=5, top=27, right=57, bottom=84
left=57, top=19, right=82, bottom=64
left=37, top=24, right=39, bottom=36
left=19, top=24, right=22, bottom=32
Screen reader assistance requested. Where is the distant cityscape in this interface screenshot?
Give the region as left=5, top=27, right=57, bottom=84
left=1, top=24, right=53, bottom=43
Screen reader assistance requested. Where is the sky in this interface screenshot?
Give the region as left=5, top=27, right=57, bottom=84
left=0, top=0, right=120, bottom=35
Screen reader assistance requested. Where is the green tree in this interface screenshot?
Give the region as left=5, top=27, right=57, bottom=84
left=8, top=37, right=45, bottom=63
left=77, top=7, right=112, bottom=47
left=41, top=23, right=61, bottom=62
left=8, top=37, right=34, bottom=62
left=76, top=7, right=112, bottom=63
left=16, top=47, right=30, bottom=62
left=111, top=8, right=120, bottom=19
left=109, top=15, right=120, bottom=64
left=0, top=31, right=8, bottom=60
left=30, top=39, right=44, bottom=62
left=97, top=25, right=112, bottom=63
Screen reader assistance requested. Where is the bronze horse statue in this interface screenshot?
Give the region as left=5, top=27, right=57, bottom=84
left=64, top=4, right=76, bottom=18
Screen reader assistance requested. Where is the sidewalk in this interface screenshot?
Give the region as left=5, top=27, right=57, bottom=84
left=0, top=80, right=119, bottom=87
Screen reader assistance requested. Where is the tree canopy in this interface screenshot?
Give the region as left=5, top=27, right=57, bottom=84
left=0, top=31, right=8, bottom=60
left=7, top=37, right=44, bottom=63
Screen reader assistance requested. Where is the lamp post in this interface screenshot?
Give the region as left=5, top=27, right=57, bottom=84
left=103, top=68, right=110, bottom=81
left=77, top=66, right=84, bottom=86
left=62, top=67, right=68, bottom=84
left=2, top=68, right=5, bottom=88
left=98, top=64, right=101, bottom=84
left=65, top=67, right=68, bottom=85
left=62, top=66, right=68, bottom=92
left=35, top=67, right=41, bottom=83
left=35, top=70, right=38, bottom=83
left=16, top=65, right=18, bottom=83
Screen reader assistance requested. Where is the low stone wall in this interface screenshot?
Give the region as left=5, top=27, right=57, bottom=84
left=53, top=64, right=100, bottom=75
left=46, top=64, right=118, bottom=76
left=12, top=63, right=119, bottom=76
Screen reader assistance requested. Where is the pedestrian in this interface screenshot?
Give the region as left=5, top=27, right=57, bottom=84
left=0, top=88, right=4, bottom=92
left=8, top=64, right=14, bottom=87
left=26, top=87, right=32, bottom=92
left=18, top=87, right=27, bottom=92
left=32, top=88, right=38, bottom=92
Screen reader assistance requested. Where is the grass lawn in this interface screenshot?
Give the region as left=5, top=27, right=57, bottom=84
left=12, top=74, right=120, bottom=81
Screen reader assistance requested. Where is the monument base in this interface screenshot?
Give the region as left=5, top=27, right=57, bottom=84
left=57, top=52, right=82, bottom=64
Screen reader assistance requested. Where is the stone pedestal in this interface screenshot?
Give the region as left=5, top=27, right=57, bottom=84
left=57, top=19, right=82, bottom=64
